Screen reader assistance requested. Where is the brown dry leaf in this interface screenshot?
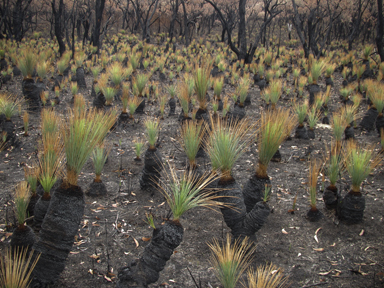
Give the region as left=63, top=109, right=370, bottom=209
left=287, top=209, right=295, bottom=213
left=92, top=222, right=100, bottom=227
left=90, top=254, right=100, bottom=260
left=313, top=248, right=324, bottom=252
left=318, top=270, right=332, bottom=276
left=133, top=237, right=139, bottom=247
left=107, top=271, right=116, bottom=277
left=97, top=206, right=106, bottom=210
left=142, top=237, right=151, bottom=242
left=82, top=220, right=89, bottom=228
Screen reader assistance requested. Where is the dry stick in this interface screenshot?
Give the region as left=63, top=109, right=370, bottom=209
left=186, top=267, right=202, bottom=288
left=300, top=282, right=329, bottom=288
left=105, top=218, right=111, bottom=275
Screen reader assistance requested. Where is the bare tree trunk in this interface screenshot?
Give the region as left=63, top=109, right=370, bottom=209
left=91, top=0, right=106, bottom=53
left=52, top=0, right=65, bottom=57
left=238, top=0, right=247, bottom=60
left=169, top=0, right=179, bottom=40
left=291, top=0, right=309, bottom=58
left=181, top=0, right=189, bottom=46
left=377, top=0, right=384, bottom=62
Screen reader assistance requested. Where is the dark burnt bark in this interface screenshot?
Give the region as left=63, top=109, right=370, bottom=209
left=31, top=183, right=85, bottom=286
left=91, top=0, right=106, bottom=53
left=117, top=221, right=183, bottom=287
left=10, top=225, right=35, bottom=255
left=140, top=148, right=163, bottom=190
left=216, top=179, right=270, bottom=240
left=52, top=0, right=65, bottom=57
left=377, top=0, right=384, bottom=62
left=337, top=192, right=365, bottom=224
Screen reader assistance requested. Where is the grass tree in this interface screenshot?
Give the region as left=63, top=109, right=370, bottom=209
left=209, top=235, right=256, bottom=288
left=133, top=138, right=144, bottom=161
left=180, top=120, right=203, bottom=169
left=127, top=95, right=140, bottom=120
left=140, top=118, right=162, bottom=189
left=86, top=143, right=110, bottom=197
left=32, top=95, right=117, bottom=285
left=117, top=164, right=223, bottom=287
left=194, top=62, right=212, bottom=112
left=24, top=165, right=39, bottom=216
left=267, top=79, right=283, bottom=110
left=205, top=116, right=254, bottom=183
left=133, top=72, right=150, bottom=97
left=11, top=181, right=35, bottom=252
left=338, top=141, right=382, bottom=223
left=243, top=108, right=297, bottom=213
left=0, top=94, right=23, bottom=144
left=108, top=62, right=125, bottom=88
left=236, top=76, right=250, bottom=107
left=331, top=110, right=347, bottom=154
left=178, top=82, right=190, bottom=119
left=310, top=59, right=326, bottom=85
left=103, top=87, right=116, bottom=106
left=205, top=116, right=273, bottom=239
left=323, top=144, right=343, bottom=209
left=23, top=111, right=29, bottom=136
left=91, top=144, right=109, bottom=183
left=214, top=77, right=224, bottom=102
left=0, top=247, right=40, bottom=288
left=18, top=49, right=36, bottom=80
left=246, top=263, right=289, bottom=288
left=307, top=106, right=320, bottom=139
left=307, top=159, right=323, bottom=221
left=367, top=81, right=384, bottom=135
left=159, top=94, right=167, bottom=119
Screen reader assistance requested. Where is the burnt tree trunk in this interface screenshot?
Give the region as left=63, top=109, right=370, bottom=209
left=91, top=0, right=106, bottom=53
left=169, top=0, right=179, bottom=40
left=52, top=0, right=65, bottom=57
left=377, top=0, right=384, bottom=62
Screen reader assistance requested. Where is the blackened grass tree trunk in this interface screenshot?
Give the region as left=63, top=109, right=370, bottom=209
left=243, top=108, right=297, bottom=222
left=140, top=118, right=163, bottom=190
left=338, top=142, right=382, bottom=224
left=10, top=181, right=35, bottom=255
left=118, top=165, right=223, bottom=287
left=31, top=97, right=117, bottom=287
left=205, top=116, right=270, bottom=240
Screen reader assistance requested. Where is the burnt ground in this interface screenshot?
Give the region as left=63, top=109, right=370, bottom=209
left=0, top=68, right=384, bottom=288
